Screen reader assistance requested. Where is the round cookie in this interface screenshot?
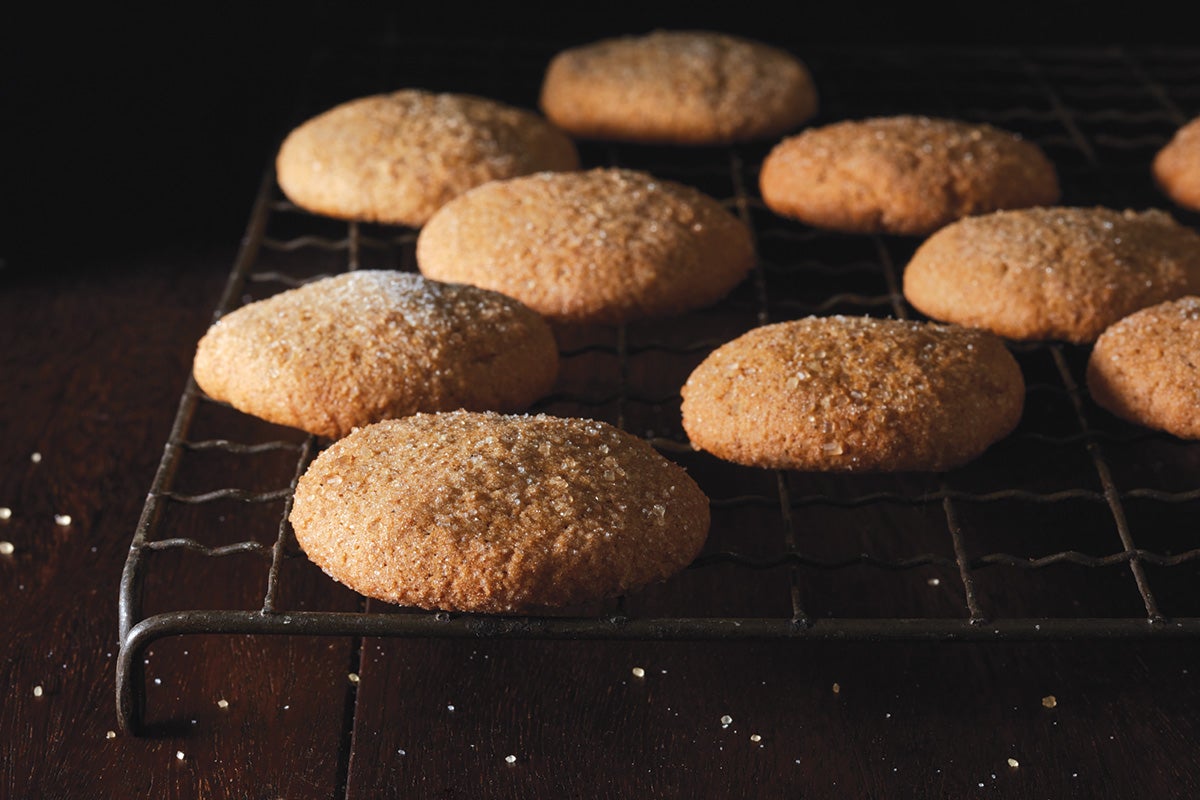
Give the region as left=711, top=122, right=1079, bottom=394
left=759, top=115, right=1060, bottom=236
left=1087, top=297, right=1200, bottom=439
left=416, top=168, right=756, bottom=324
left=680, top=316, right=1024, bottom=472
left=1153, top=116, right=1200, bottom=211
left=289, top=411, right=711, bottom=612
left=539, top=30, right=817, bottom=145
left=903, top=207, right=1200, bottom=344
left=275, top=90, right=579, bottom=227
left=193, top=271, right=558, bottom=439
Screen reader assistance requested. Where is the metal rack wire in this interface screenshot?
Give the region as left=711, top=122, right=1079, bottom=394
left=117, top=44, right=1200, bottom=733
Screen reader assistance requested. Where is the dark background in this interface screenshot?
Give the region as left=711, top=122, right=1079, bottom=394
left=2, top=1, right=1172, bottom=265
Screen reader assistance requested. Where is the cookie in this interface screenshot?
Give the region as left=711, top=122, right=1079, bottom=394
left=193, top=271, right=558, bottom=439
left=680, top=316, right=1024, bottom=472
left=275, top=90, right=579, bottom=227
left=903, top=207, right=1200, bottom=344
left=1087, top=297, right=1200, bottom=439
left=759, top=115, right=1060, bottom=236
left=416, top=168, right=756, bottom=324
left=1153, top=116, right=1200, bottom=212
left=289, top=411, right=710, bottom=612
left=539, top=30, right=817, bottom=145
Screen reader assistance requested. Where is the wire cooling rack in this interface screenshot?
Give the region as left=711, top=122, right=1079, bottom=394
left=118, top=44, right=1200, bottom=733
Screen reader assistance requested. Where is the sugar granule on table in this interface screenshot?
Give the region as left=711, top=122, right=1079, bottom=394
left=217, top=698, right=229, bottom=709
left=348, top=672, right=360, bottom=684
left=1008, top=758, right=1020, bottom=768
left=33, top=685, right=43, bottom=697
left=176, top=751, right=185, bottom=761
left=0, top=507, right=12, bottom=520
left=0, top=541, right=13, bottom=555
left=505, top=755, right=517, bottom=764
left=30, top=452, right=42, bottom=463
left=1042, top=695, right=1057, bottom=709
left=631, top=666, right=645, bottom=678
left=55, top=514, right=71, bottom=527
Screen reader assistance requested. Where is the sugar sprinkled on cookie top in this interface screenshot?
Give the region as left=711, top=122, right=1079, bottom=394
left=905, top=207, right=1200, bottom=343
left=760, top=115, right=1060, bottom=235
left=193, top=271, right=559, bottom=439
left=289, top=411, right=710, bottom=612
left=681, top=315, right=1024, bottom=472
left=1087, top=296, right=1200, bottom=439
left=540, top=31, right=817, bottom=145
left=417, top=168, right=755, bottom=324
left=276, top=90, right=579, bottom=227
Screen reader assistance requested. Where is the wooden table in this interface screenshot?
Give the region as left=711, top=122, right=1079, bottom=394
left=5, top=14, right=1200, bottom=799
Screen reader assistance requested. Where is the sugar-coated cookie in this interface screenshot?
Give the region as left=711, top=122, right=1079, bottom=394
left=1153, top=116, right=1200, bottom=212
left=289, top=411, right=710, bottom=612
left=903, top=207, right=1200, bottom=343
left=416, top=168, right=755, bottom=324
left=1087, top=297, right=1200, bottom=439
left=681, top=316, right=1024, bottom=472
left=275, top=90, right=579, bottom=227
left=193, top=271, right=558, bottom=439
left=540, top=30, right=817, bottom=145
left=759, top=115, right=1060, bottom=236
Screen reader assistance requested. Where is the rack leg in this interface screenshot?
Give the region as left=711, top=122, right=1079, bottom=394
left=116, top=636, right=148, bottom=735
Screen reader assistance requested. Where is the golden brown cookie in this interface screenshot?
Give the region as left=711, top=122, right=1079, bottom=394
left=903, top=207, right=1200, bottom=344
left=759, top=115, right=1060, bottom=236
left=275, top=90, right=579, bottom=227
left=1153, top=116, right=1200, bottom=212
left=193, top=271, right=558, bottom=439
left=416, top=168, right=755, bottom=324
left=539, top=30, right=817, bottom=145
left=1087, top=297, right=1200, bottom=439
left=680, top=316, right=1024, bottom=472
left=289, top=411, right=710, bottom=612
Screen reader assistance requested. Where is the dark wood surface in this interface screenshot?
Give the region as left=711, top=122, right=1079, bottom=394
left=5, top=12, right=1200, bottom=799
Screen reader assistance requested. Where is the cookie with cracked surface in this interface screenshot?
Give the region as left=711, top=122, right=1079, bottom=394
left=539, top=30, right=817, bottom=145
left=275, top=90, right=579, bottom=227
left=1153, top=116, right=1200, bottom=212
left=289, top=411, right=710, bottom=612
left=903, top=207, right=1200, bottom=344
left=759, top=115, right=1060, bottom=236
left=193, top=271, right=558, bottom=440
left=680, top=316, right=1024, bottom=472
left=1087, top=297, right=1200, bottom=439
left=416, top=167, right=755, bottom=324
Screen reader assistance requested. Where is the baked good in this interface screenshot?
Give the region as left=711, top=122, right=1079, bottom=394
left=275, top=90, right=579, bottom=227
left=539, top=30, right=817, bottom=145
left=903, top=207, right=1200, bottom=343
left=289, top=411, right=710, bottom=612
left=1087, top=296, right=1200, bottom=439
left=759, top=115, right=1060, bottom=236
left=680, top=316, right=1024, bottom=472
left=1153, top=116, right=1200, bottom=211
left=416, top=168, right=755, bottom=324
left=193, top=271, right=558, bottom=439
